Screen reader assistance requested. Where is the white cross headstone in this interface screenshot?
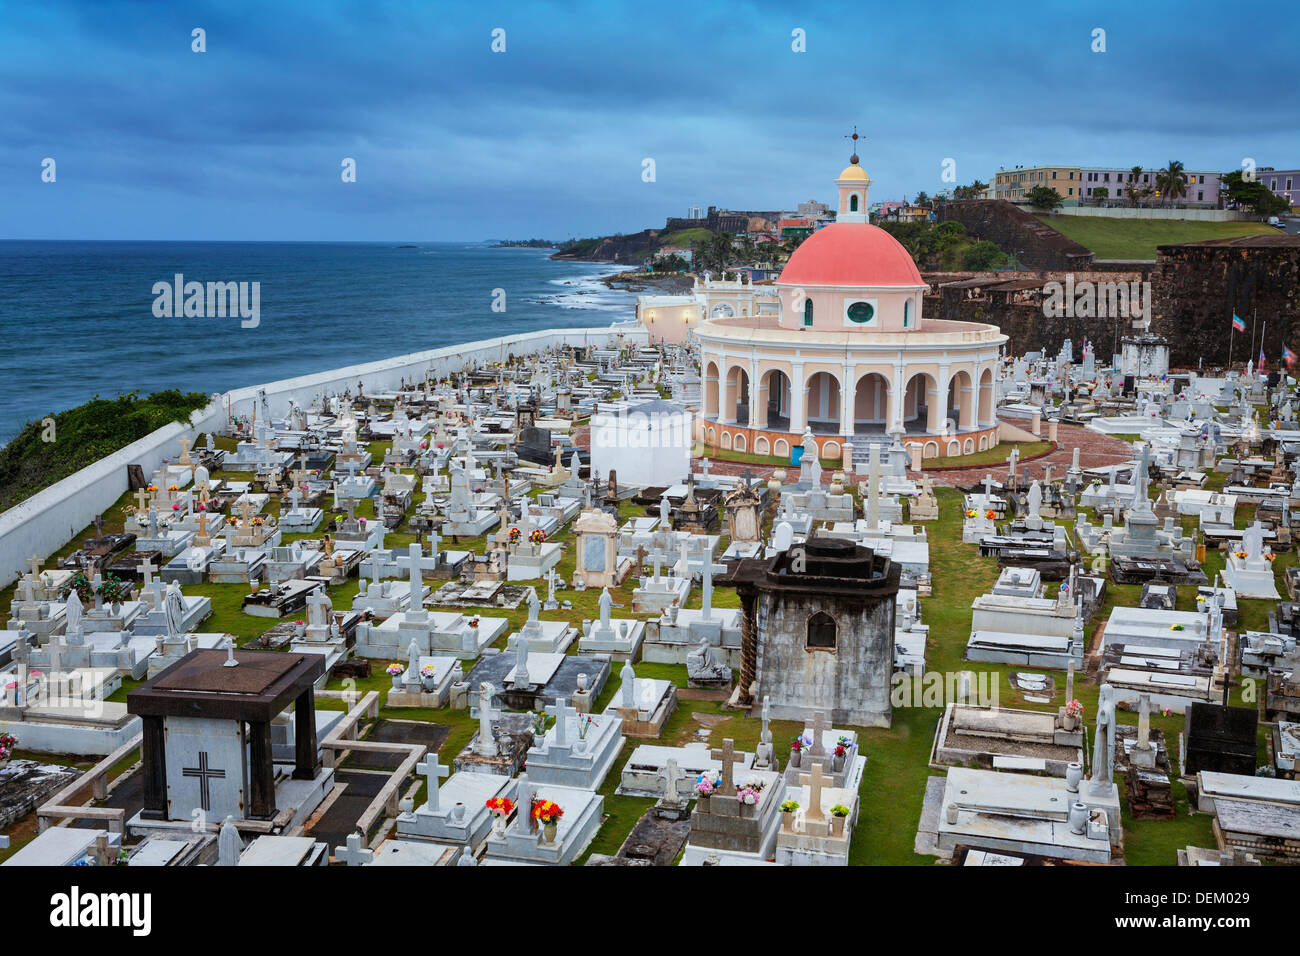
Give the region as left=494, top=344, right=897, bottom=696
left=336, top=831, right=373, bottom=866
left=416, top=752, right=450, bottom=811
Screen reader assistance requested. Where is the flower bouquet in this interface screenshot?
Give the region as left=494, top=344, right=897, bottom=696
left=485, top=796, right=514, bottom=817
left=528, top=528, right=547, bottom=545
left=985, top=509, right=996, bottom=520
left=508, top=526, right=522, bottom=543
left=965, top=509, right=977, bottom=518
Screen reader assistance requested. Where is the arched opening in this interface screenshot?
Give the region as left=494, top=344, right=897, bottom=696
left=978, top=368, right=995, bottom=426
left=720, top=431, right=732, bottom=450
left=755, top=436, right=769, bottom=456
left=807, top=611, right=837, bottom=649
left=758, top=368, right=790, bottom=431
left=710, top=302, right=735, bottom=319
left=774, top=438, right=789, bottom=460
left=805, top=371, right=842, bottom=435
left=802, top=299, right=814, bottom=328
left=853, top=372, right=890, bottom=435
left=704, top=360, right=720, bottom=419
left=734, top=433, right=747, bottom=453
left=947, top=370, right=974, bottom=430
left=903, top=372, right=940, bottom=434
left=849, top=194, right=859, bottom=212
left=724, top=365, right=750, bottom=425
left=903, top=299, right=913, bottom=328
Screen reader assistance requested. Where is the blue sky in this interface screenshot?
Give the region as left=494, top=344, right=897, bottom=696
left=1, top=0, right=1296, bottom=241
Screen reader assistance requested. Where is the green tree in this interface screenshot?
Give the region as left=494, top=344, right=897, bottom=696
left=1092, top=186, right=1109, bottom=205
left=961, top=240, right=1008, bottom=270
left=1126, top=166, right=1144, bottom=206
left=1027, top=185, right=1063, bottom=211
left=1155, top=160, right=1188, bottom=206
left=1220, top=170, right=1291, bottom=215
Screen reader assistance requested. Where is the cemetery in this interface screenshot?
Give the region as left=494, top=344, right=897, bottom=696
left=2, top=314, right=1299, bottom=877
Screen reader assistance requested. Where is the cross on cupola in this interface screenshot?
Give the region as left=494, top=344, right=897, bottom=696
left=844, top=125, right=862, bottom=165
left=835, top=126, right=871, bottom=222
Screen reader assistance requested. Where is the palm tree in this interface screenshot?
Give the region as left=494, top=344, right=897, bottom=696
left=1127, top=166, right=1143, bottom=206
left=1156, top=160, right=1188, bottom=207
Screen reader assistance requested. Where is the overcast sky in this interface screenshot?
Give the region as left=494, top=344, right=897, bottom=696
left=2, top=0, right=1296, bottom=241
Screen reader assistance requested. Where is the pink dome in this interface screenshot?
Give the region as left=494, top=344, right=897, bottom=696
left=777, top=221, right=925, bottom=288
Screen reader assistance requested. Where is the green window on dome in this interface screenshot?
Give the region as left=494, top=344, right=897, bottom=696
left=903, top=300, right=912, bottom=327
left=850, top=195, right=859, bottom=212
left=847, top=301, right=874, bottom=323
left=803, top=299, right=814, bottom=327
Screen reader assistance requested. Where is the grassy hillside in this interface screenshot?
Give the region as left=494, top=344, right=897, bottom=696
left=0, top=390, right=211, bottom=512
left=1035, top=214, right=1272, bottom=260
left=657, top=226, right=713, bottom=248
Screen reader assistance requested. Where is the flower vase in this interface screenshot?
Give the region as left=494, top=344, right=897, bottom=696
left=780, top=810, right=794, bottom=832
left=543, top=821, right=558, bottom=844
left=391, top=674, right=403, bottom=691
left=1062, top=714, right=1079, bottom=732
left=697, top=794, right=710, bottom=812
left=421, top=675, right=437, bottom=693
left=492, top=814, right=507, bottom=837
left=0, top=757, right=9, bottom=772
left=740, top=800, right=756, bottom=819
left=831, top=815, right=846, bottom=837
left=789, top=750, right=800, bottom=768
left=833, top=754, right=845, bottom=773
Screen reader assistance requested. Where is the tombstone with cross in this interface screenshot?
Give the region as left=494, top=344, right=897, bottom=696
left=336, top=831, right=373, bottom=867
left=709, top=737, right=746, bottom=795
left=416, top=752, right=451, bottom=813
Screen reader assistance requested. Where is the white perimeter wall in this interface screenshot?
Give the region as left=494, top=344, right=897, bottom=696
left=1051, top=207, right=1252, bottom=222
left=0, top=326, right=646, bottom=589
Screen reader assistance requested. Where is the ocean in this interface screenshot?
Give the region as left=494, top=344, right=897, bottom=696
left=0, top=241, right=635, bottom=444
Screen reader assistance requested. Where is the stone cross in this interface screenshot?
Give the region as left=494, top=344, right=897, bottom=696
left=416, top=752, right=450, bottom=812
left=808, top=711, right=831, bottom=757
left=804, top=763, right=828, bottom=821
left=710, top=737, right=743, bottom=793
left=336, top=831, right=373, bottom=866
left=513, top=634, right=531, bottom=688
left=138, top=556, right=157, bottom=592
left=134, top=488, right=150, bottom=514
left=26, top=554, right=42, bottom=578
left=660, top=757, right=685, bottom=802
left=545, top=696, right=568, bottom=747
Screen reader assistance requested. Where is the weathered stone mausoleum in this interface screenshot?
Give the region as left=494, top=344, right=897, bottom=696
left=726, top=535, right=899, bottom=727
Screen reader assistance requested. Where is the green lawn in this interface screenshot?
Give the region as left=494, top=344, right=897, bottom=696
left=922, top=440, right=1052, bottom=470
left=1035, top=215, right=1272, bottom=260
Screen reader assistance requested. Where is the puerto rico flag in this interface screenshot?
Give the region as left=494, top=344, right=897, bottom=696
left=1259, top=348, right=1266, bottom=371
left=1285, top=344, right=1297, bottom=367
left=1232, top=313, right=1246, bottom=332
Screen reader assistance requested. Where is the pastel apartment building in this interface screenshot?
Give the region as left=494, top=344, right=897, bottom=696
left=1257, top=168, right=1300, bottom=208
left=993, top=165, right=1082, bottom=203
left=1080, top=167, right=1222, bottom=207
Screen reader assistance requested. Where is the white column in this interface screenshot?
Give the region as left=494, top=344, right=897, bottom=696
left=789, top=362, right=806, bottom=433
left=892, top=362, right=906, bottom=431
left=841, top=365, right=855, bottom=437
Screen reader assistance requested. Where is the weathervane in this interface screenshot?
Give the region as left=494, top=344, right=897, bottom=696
left=845, top=125, right=861, bottom=162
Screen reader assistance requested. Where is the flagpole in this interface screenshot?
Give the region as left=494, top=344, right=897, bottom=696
left=1229, top=320, right=1234, bottom=372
